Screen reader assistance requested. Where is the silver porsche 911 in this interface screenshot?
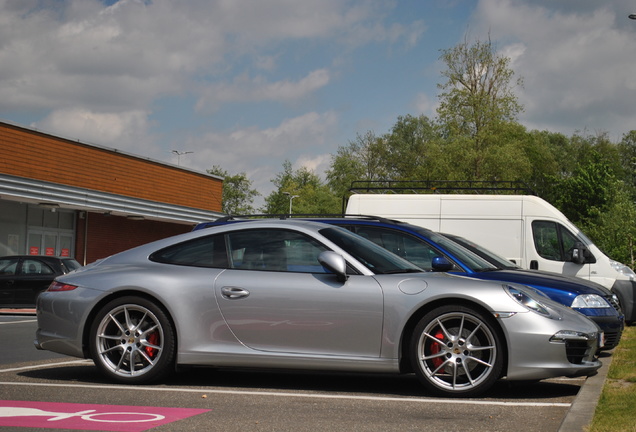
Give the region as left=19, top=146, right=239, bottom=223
left=35, top=220, right=602, bottom=397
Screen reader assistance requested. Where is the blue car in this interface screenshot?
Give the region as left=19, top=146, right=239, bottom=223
left=195, top=216, right=624, bottom=350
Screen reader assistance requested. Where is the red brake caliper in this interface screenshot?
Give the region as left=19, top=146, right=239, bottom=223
left=145, top=332, right=159, bottom=358
left=430, top=330, right=445, bottom=371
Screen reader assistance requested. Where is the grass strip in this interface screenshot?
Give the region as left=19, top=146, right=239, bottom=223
left=589, top=325, right=636, bottom=432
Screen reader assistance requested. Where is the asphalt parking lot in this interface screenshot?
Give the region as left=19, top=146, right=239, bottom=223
left=0, top=311, right=609, bottom=432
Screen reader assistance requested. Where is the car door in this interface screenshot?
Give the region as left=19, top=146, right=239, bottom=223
left=214, top=228, right=384, bottom=357
left=529, top=220, right=592, bottom=279
left=15, top=258, right=57, bottom=305
left=0, top=257, right=20, bottom=305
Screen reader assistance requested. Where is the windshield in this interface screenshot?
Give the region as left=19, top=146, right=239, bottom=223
left=319, top=226, right=423, bottom=275
left=441, top=233, right=519, bottom=270
left=409, top=228, right=499, bottom=272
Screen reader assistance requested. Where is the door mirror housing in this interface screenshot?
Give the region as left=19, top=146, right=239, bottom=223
left=568, top=242, right=588, bottom=265
left=431, top=256, right=454, bottom=272
left=318, top=251, right=349, bottom=282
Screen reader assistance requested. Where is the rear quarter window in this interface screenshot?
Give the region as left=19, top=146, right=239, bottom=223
left=150, top=235, right=228, bottom=268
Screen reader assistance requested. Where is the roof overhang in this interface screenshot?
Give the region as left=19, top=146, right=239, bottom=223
left=0, top=173, right=224, bottom=224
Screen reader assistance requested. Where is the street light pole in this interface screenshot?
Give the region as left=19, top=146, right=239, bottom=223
left=282, top=192, right=299, bottom=214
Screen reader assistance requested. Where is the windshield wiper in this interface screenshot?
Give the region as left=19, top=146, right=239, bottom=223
left=381, top=268, right=425, bottom=274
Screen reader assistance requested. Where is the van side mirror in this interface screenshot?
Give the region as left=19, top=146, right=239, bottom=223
left=431, top=256, right=454, bottom=272
left=568, top=242, right=587, bottom=265
left=318, top=251, right=349, bottom=282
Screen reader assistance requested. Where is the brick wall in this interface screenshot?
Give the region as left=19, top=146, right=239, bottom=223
left=75, top=212, right=192, bottom=264
left=0, top=121, right=223, bottom=212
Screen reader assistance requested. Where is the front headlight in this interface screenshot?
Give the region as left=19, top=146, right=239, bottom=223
left=610, top=259, right=636, bottom=280
left=505, top=284, right=560, bottom=319
left=571, top=294, right=610, bottom=308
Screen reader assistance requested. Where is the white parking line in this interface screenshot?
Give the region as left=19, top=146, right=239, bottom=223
left=0, top=319, right=37, bottom=325
left=0, top=360, right=92, bottom=373
left=0, top=361, right=573, bottom=407
left=0, top=380, right=571, bottom=407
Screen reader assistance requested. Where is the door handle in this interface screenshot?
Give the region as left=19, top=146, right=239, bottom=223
left=530, top=260, right=538, bottom=270
left=221, top=286, right=250, bottom=299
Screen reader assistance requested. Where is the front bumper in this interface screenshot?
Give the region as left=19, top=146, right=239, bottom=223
left=500, top=311, right=602, bottom=381
left=612, top=279, right=636, bottom=323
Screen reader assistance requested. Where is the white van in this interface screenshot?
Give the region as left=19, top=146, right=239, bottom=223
left=346, top=193, right=636, bottom=323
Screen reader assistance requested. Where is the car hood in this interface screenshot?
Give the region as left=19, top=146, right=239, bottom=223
left=464, top=269, right=613, bottom=297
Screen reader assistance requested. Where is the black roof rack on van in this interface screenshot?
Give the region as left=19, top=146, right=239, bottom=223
left=205, top=214, right=404, bottom=225
left=347, top=180, right=535, bottom=195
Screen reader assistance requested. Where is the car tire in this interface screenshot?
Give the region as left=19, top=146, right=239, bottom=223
left=89, top=296, right=176, bottom=384
left=410, top=304, right=504, bottom=397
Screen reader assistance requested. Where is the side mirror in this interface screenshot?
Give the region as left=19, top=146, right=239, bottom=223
left=569, top=242, right=587, bottom=265
left=318, top=251, right=349, bottom=282
left=431, top=256, right=454, bottom=272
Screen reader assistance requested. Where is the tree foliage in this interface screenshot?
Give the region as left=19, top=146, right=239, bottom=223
left=264, top=160, right=340, bottom=214
left=207, top=165, right=260, bottom=215
left=437, top=35, right=523, bottom=179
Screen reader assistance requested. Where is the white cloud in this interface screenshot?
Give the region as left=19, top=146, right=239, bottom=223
left=474, top=0, right=636, bottom=137
left=413, top=93, right=437, bottom=118
left=175, top=111, right=339, bottom=202
left=34, top=108, right=156, bottom=154
left=196, top=69, right=331, bottom=112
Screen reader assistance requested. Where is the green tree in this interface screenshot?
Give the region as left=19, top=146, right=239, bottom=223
left=326, top=131, right=388, bottom=199
left=617, top=130, right=636, bottom=196
left=207, top=166, right=260, bottom=215
left=437, top=35, right=524, bottom=179
left=551, top=150, right=617, bottom=225
left=264, top=160, right=340, bottom=214
left=584, top=186, right=636, bottom=268
left=383, top=115, right=444, bottom=180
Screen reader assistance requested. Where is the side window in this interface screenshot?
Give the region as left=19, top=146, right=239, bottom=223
left=150, top=235, right=228, bottom=268
left=532, top=220, right=579, bottom=262
left=560, top=228, right=578, bottom=254
left=226, top=229, right=329, bottom=273
left=532, top=221, right=561, bottom=260
left=352, top=226, right=442, bottom=270
left=21, top=259, right=54, bottom=275
left=0, top=258, right=19, bottom=276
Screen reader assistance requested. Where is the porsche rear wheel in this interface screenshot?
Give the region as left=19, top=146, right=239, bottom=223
left=89, top=296, right=175, bottom=384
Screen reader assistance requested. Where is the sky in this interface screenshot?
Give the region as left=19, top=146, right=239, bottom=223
left=2, top=0, right=636, bottom=208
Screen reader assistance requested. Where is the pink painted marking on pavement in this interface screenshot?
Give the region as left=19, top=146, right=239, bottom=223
left=0, top=400, right=210, bottom=431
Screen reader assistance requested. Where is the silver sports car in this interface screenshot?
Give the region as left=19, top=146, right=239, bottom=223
left=35, top=220, right=602, bottom=397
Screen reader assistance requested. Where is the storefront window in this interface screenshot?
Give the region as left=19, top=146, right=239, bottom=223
left=0, top=201, right=76, bottom=256
left=0, top=201, right=27, bottom=256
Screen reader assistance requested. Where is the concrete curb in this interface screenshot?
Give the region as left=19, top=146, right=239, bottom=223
left=558, top=351, right=613, bottom=432
left=0, top=308, right=36, bottom=315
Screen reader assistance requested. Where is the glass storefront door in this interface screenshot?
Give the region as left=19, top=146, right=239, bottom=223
left=27, top=230, right=74, bottom=257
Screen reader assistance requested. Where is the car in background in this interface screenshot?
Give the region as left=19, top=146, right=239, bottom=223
left=440, top=232, right=629, bottom=327
left=36, top=219, right=602, bottom=397
left=0, top=255, right=81, bottom=307
left=195, top=215, right=624, bottom=350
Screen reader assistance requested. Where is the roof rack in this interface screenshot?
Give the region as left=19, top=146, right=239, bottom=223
left=342, top=180, right=536, bottom=212
left=348, top=180, right=535, bottom=195
left=349, top=180, right=536, bottom=195
left=210, top=213, right=402, bottom=224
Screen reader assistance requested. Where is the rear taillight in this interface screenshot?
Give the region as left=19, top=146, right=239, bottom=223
left=47, top=281, right=78, bottom=292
